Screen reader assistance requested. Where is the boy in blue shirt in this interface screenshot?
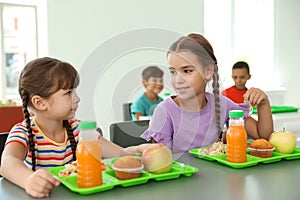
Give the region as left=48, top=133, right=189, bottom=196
left=131, top=66, right=164, bottom=120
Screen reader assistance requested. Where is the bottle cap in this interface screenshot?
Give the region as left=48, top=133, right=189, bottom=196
left=229, top=110, right=244, bottom=118
left=164, top=92, right=171, bottom=97
left=78, top=121, right=97, bottom=130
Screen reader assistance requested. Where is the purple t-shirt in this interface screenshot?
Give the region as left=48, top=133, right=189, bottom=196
left=141, top=93, right=249, bottom=153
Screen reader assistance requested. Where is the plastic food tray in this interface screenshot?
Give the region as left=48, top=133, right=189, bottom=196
left=252, top=105, right=298, bottom=114
left=48, top=158, right=199, bottom=195
left=189, top=147, right=300, bottom=169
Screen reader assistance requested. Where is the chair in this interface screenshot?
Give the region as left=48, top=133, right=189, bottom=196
left=0, top=106, right=24, bottom=133
left=0, top=106, right=24, bottom=174
left=110, top=120, right=151, bottom=147
left=122, top=103, right=133, bottom=121
left=0, top=132, right=9, bottom=167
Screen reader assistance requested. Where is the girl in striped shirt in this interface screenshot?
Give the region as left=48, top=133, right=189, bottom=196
left=0, top=57, right=158, bottom=198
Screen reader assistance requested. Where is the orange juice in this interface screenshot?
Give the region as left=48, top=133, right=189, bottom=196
left=76, top=140, right=103, bottom=188
left=226, top=110, right=247, bottom=163
left=76, top=121, right=103, bottom=188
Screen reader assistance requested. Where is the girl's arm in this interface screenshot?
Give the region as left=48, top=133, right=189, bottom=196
left=98, top=136, right=160, bottom=158
left=244, top=87, right=274, bottom=139
left=0, top=142, right=59, bottom=198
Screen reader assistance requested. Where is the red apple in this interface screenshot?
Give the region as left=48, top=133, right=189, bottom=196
left=141, top=143, right=173, bottom=174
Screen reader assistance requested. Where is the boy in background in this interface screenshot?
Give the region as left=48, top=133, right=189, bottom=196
left=222, top=61, right=251, bottom=103
left=131, top=66, right=164, bottom=120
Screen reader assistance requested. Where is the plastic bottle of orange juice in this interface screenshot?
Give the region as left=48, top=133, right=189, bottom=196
left=76, top=121, right=103, bottom=188
left=226, top=110, right=247, bottom=163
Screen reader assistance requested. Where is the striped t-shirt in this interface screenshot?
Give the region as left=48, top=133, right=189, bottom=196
left=6, top=118, right=79, bottom=169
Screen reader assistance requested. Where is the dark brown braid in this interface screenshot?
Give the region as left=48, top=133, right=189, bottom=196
left=168, top=33, right=222, bottom=139
left=20, top=88, right=37, bottom=171
left=63, top=120, right=77, bottom=161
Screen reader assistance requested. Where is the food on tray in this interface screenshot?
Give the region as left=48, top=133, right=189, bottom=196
left=141, top=143, right=173, bottom=174
left=58, top=160, right=108, bottom=177
left=197, top=141, right=226, bottom=156
left=269, top=128, right=296, bottom=154
left=249, top=139, right=275, bottom=158
left=112, top=156, right=143, bottom=180
left=249, top=138, right=273, bottom=149
left=58, top=161, right=78, bottom=177
left=49, top=160, right=198, bottom=195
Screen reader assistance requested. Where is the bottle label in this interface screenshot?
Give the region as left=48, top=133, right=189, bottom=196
left=226, top=125, right=247, bottom=163
left=81, top=141, right=102, bottom=162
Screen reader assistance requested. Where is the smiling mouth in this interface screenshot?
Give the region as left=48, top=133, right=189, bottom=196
left=176, top=87, right=189, bottom=93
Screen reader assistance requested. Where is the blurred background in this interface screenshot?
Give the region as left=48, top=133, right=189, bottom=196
left=0, top=0, right=299, bottom=137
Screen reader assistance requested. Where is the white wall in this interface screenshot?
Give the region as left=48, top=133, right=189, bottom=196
left=47, top=0, right=204, bottom=138
left=274, top=0, right=300, bottom=107
left=47, top=0, right=300, bottom=138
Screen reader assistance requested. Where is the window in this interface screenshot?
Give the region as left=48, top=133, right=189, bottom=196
left=0, top=0, right=47, bottom=104
left=204, top=0, right=276, bottom=90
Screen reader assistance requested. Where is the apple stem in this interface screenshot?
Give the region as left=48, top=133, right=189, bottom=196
left=282, top=122, right=287, bottom=132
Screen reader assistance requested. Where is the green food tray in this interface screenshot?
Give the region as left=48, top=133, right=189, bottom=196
left=189, top=147, right=300, bottom=169
left=252, top=105, right=298, bottom=114
left=48, top=158, right=198, bottom=195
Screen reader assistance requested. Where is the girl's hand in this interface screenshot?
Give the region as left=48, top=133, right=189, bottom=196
left=24, top=169, right=60, bottom=198
left=124, top=143, right=162, bottom=155
left=243, top=87, right=269, bottom=107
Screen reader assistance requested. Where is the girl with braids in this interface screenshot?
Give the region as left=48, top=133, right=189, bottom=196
left=0, top=57, right=160, bottom=198
left=141, top=33, right=273, bottom=153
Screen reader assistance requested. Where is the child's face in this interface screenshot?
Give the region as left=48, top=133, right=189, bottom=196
left=143, top=76, right=164, bottom=95
left=168, top=52, right=209, bottom=100
left=231, top=68, right=251, bottom=90
left=44, top=89, right=80, bottom=120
